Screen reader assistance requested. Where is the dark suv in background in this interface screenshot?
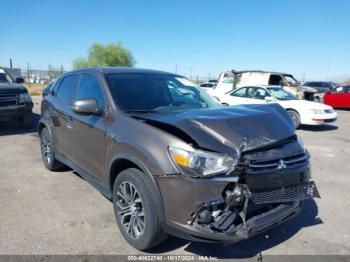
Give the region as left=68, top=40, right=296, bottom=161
left=303, top=81, right=338, bottom=92
left=39, top=67, right=319, bottom=250
left=0, top=67, right=33, bottom=128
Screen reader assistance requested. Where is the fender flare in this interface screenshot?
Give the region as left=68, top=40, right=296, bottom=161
left=108, top=153, right=166, bottom=224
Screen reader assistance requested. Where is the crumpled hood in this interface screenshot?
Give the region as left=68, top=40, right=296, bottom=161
left=135, top=103, right=295, bottom=156
left=0, top=82, right=27, bottom=94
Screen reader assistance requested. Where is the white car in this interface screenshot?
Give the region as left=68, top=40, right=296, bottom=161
left=199, top=82, right=216, bottom=92
left=218, top=85, right=338, bottom=128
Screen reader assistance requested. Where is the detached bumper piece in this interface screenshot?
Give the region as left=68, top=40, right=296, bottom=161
left=250, top=181, right=320, bottom=204
left=187, top=181, right=320, bottom=243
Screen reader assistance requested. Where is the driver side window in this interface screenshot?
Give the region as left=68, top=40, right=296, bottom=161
left=231, top=87, right=247, bottom=97
left=75, top=74, right=105, bottom=110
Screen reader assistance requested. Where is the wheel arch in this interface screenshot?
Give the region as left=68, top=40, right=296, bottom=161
left=108, top=154, right=166, bottom=224
left=285, top=108, right=300, bottom=116
left=38, top=121, right=46, bottom=135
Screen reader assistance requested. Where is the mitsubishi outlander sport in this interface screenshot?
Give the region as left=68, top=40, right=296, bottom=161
left=39, top=67, right=320, bottom=250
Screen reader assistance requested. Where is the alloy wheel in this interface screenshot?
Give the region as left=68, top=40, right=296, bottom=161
left=41, top=130, right=52, bottom=165
left=116, top=181, right=145, bottom=239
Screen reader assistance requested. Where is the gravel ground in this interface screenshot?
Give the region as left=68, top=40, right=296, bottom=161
left=0, top=96, right=349, bottom=259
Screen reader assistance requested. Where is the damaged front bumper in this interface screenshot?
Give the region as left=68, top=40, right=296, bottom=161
left=156, top=173, right=320, bottom=243
left=170, top=201, right=302, bottom=243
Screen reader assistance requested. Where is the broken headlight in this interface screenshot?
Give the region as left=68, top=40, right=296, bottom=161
left=168, top=146, right=237, bottom=178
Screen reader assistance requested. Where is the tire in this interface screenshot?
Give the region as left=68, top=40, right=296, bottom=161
left=40, top=127, right=65, bottom=171
left=287, top=109, right=301, bottom=129
left=112, top=168, right=168, bottom=250
left=18, top=110, right=33, bottom=129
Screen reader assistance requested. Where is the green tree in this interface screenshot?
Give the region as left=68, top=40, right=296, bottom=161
left=73, top=43, right=135, bottom=69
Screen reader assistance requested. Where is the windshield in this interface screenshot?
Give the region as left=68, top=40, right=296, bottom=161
left=106, top=73, right=221, bottom=112
left=0, top=69, right=13, bottom=83
left=267, top=87, right=297, bottom=100
left=283, top=75, right=299, bottom=86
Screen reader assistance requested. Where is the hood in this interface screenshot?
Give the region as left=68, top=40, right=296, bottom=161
left=133, top=103, right=295, bottom=156
left=297, top=85, right=318, bottom=93
left=282, top=99, right=333, bottom=110
left=0, top=82, right=27, bottom=94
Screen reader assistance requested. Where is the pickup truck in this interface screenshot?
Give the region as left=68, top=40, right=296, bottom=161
left=0, top=67, right=33, bottom=128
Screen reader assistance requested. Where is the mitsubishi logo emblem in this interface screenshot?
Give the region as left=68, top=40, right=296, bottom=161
left=277, top=159, right=286, bottom=170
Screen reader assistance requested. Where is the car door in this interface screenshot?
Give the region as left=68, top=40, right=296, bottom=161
left=221, top=87, right=249, bottom=105
left=344, top=87, right=350, bottom=108
left=66, top=73, right=107, bottom=180
left=325, top=87, right=345, bottom=108
left=336, top=87, right=350, bottom=108
left=49, top=74, right=78, bottom=156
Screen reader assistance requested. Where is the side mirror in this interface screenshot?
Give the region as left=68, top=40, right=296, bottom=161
left=265, top=96, right=274, bottom=102
left=15, top=77, right=24, bottom=84
left=71, top=99, right=102, bottom=115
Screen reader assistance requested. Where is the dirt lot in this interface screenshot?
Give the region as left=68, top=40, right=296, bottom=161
left=0, top=96, right=349, bottom=259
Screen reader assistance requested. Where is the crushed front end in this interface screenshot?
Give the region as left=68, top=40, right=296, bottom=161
left=156, top=138, right=320, bottom=243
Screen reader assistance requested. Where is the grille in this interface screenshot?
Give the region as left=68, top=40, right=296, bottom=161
left=248, top=153, right=307, bottom=172
left=250, top=181, right=320, bottom=204
left=0, top=93, right=18, bottom=106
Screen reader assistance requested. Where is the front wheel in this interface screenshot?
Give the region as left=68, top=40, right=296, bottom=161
left=113, top=168, right=167, bottom=250
left=287, top=109, right=301, bottom=129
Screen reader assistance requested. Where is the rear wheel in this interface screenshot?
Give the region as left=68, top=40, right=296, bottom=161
left=287, top=109, right=301, bottom=129
left=18, top=110, right=33, bottom=129
left=40, top=127, right=65, bottom=171
left=113, top=168, right=167, bottom=250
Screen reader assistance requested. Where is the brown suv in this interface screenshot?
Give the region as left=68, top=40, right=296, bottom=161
left=39, top=67, right=320, bottom=250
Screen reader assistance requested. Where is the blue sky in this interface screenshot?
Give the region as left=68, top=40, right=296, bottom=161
left=1, top=0, right=349, bottom=80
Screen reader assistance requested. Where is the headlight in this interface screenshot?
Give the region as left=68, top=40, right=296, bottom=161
left=168, top=146, right=238, bottom=178
left=309, top=109, right=324, bottom=114
left=19, top=93, right=31, bottom=103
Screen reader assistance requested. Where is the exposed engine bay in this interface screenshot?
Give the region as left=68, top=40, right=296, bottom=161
left=188, top=181, right=320, bottom=238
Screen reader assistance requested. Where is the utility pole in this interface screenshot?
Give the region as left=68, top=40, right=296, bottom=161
left=9, top=59, right=13, bottom=68
left=27, top=63, right=31, bottom=89
left=190, top=67, right=192, bottom=81
left=175, top=65, right=177, bottom=74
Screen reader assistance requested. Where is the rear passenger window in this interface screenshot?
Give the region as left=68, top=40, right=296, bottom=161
left=75, top=74, right=105, bottom=110
left=56, top=75, right=77, bottom=102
